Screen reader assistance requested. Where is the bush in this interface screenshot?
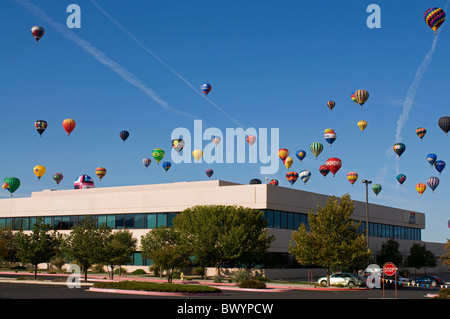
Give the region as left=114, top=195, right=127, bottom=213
left=92, top=281, right=221, bottom=294
left=238, top=279, right=266, bottom=289
left=132, top=269, right=147, bottom=275
left=231, top=269, right=252, bottom=283
left=437, top=287, right=450, bottom=299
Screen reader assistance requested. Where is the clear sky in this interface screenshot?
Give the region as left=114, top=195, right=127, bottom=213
left=1, top=0, right=449, bottom=243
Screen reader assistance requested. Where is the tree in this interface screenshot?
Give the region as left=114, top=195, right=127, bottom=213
left=406, top=243, right=437, bottom=274
left=172, top=205, right=274, bottom=277
left=15, top=218, right=61, bottom=279
left=0, top=226, right=18, bottom=266
left=140, top=226, right=192, bottom=283
left=440, top=239, right=450, bottom=269
left=63, top=216, right=111, bottom=281
left=289, top=194, right=370, bottom=286
left=103, top=229, right=137, bottom=279
left=377, top=239, right=403, bottom=267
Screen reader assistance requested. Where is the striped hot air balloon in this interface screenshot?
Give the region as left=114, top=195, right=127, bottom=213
left=424, top=8, right=446, bottom=35
left=327, top=101, right=335, bottom=111
left=347, top=172, right=358, bottom=185
left=95, top=167, right=107, bottom=180
left=286, top=171, right=298, bottom=186
left=354, top=89, right=369, bottom=107
left=309, top=143, right=323, bottom=159
left=427, top=176, right=440, bottom=193
left=416, top=183, right=426, bottom=196
left=416, top=127, right=426, bottom=140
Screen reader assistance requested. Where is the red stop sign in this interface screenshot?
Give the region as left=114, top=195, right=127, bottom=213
left=383, top=262, right=396, bottom=276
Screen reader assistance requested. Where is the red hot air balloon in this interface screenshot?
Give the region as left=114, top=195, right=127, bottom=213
left=246, top=135, right=256, bottom=146
left=279, top=148, right=289, bottom=163
left=326, top=158, right=342, bottom=177
left=286, top=171, right=298, bottom=186
left=327, top=101, right=335, bottom=111
left=62, top=119, right=76, bottom=136
left=319, top=165, right=330, bottom=177
left=31, top=26, right=45, bottom=43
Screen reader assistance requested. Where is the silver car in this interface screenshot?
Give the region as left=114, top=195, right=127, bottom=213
left=318, top=272, right=366, bottom=287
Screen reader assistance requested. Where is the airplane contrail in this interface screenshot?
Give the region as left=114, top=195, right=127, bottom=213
left=13, top=0, right=198, bottom=120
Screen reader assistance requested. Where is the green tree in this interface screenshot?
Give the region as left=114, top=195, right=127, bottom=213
left=141, top=226, right=192, bottom=283
left=0, top=226, right=18, bottom=266
left=376, top=238, right=403, bottom=267
left=289, top=194, right=370, bottom=286
left=440, top=239, right=450, bottom=269
left=15, top=218, right=61, bottom=279
left=407, top=243, right=437, bottom=274
left=172, top=205, right=274, bottom=276
left=103, top=229, right=137, bottom=279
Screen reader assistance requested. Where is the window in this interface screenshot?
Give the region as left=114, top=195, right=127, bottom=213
left=135, top=214, right=144, bottom=229
left=273, top=211, right=280, bottom=228
left=116, top=214, right=125, bottom=229
left=157, top=213, right=167, bottom=228
left=147, top=214, right=156, bottom=229
left=125, top=214, right=134, bottom=229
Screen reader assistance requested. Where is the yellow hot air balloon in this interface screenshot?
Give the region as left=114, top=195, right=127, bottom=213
left=284, top=157, right=294, bottom=170
left=33, top=165, right=46, bottom=180
left=192, top=149, right=203, bottom=161
left=354, top=89, right=369, bottom=107
left=357, top=120, right=367, bottom=132
left=416, top=183, right=426, bottom=197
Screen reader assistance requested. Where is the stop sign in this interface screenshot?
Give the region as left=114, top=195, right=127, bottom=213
left=383, top=262, right=396, bottom=276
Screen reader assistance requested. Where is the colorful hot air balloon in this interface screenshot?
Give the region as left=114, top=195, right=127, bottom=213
left=143, top=158, right=151, bottom=169
left=31, top=26, right=45, bottom=43
left=286, top=171, right=298, bottom=186
left=246, top=135, right=256, bottom=146
left=206, top=169, right=214, bottom=178
left=427, top=176, right=440, bottom=193
left=396, top=174, right=406, bottom=185
left=172, top=138, right=185, bottom=153
left=284, top=157, right=294, bottom=170
left=269, top=179, right=279, bottom=186
left=416, top=127, right=426, bottom=140
left=427, top=153, right=437, bottom=166
left=296, top=150, right=306, bottom=162
left=347, top=172, right=358, bottom=185
left=351, top=92, right=357, bottom=104
left=162, top=162, right=171, bottom=172
left=35, top=120, right=47, bottom=137
left=324, top=131, right=336, bottom=146
left=354, top=89, right=369, bottom=107
left=211, top=135, right=221, bottom=145
left=319, top=165, right=330, bottom=177
left=201, top=83, right=212, bottom=95
left=393, top=143, right=406, bottom=158
left=152, top=148, right=165, bottom=164
left=52, top=172, right=63, bottom=185
left=192, top=149, right=203, bottom=161
left=372, top=184, right=382, bottom=196
left=120, top=130, right=129, bottom=143
left=95, top=167, right=107, bottom=180
left=416, top=183, right=426, bottom=196
left=434, top=160, right=446, bottom=174
left=438, top=116, right=450, bottom=136
left=62, top=119, right=76, bottom=136
left=309, top=142, right=323, bottom=159
left=74, top=174, right=95, bottom=189
left=357, top=120, right=367, bottom=132
left=327, top=101, right=335, bottom=111
left=326, top=158, right=342, bottom=177
left=33, top=165, right=46, bottom=180
left=299, top=170, right=311, bottom=184
left=278, top=148, right=289, bottom=163
left=3, top=177, right=20, bottom=197
left=424, top=8, right=446, bottom=34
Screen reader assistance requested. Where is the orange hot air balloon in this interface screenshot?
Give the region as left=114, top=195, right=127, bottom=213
left=62, top=119, right=76, bottom=136
left=347, top=172, right=358, bottom=185
left=416, top=183, right=426, bottom=196
left=246, top=135, right=256, bottom=146
left=278, top=148, right=289, bottom=163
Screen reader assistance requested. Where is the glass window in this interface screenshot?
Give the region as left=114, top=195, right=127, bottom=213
left=61, top=216, right=70, bottom=230
left=44, top=216, right=52, bottom=226
left=265, top=210, right=273, bottom=228
left=133, top=252, right=144, bottom=266
left=0, top=218, right=5, bottom=228
left=125, top=214, right=134, bottom=229
left=134, top=214, right=144, bottom=229
left=280, top=212, right=287, bottom=229
left=70, top=216, right=78, bottom=229
left=5, top=218, right=12, bottom=228
left=287, top=213, right=293, bottom=229
left=13, top=218, right=21, bottom=230
left=53, top=216, right=61, bottom=229
left=293, top=214, right=300, bottom=230
left=147, top=214, right=156, bottom=229
left=157, top=213, right=167, bottom=228
left=22, top=217, right=30, bottom=230
left=273, top=211, right=280, bottom=228
left=116, top=214, right=125, bottom=229
left=167, top=213, right=177, bottom=227
left=98, top=215, right=107, bottom=227
left=106, top=215, right=115, bottom=229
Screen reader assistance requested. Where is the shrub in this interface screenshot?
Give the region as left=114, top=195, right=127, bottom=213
left=132, top=269, right=147, bottom=275
left=238, top=279, right=266, bottom=289
left=231, top=269, right=252, bottom=283
left=437, top=287, right=450, bottom=299
left=92, top=281, right=221, bottom=294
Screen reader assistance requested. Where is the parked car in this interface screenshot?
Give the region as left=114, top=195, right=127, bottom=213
left=410, top=275, right=446, bottom=287
left=318, top=272, right=366, bottom=287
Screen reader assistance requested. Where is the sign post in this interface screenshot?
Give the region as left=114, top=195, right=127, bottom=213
left=382, top=262, right=397, bottom=298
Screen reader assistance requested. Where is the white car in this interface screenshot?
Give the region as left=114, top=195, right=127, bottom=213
left=318, top=272, right=366, bottom=287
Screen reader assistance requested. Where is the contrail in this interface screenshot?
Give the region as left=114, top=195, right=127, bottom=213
left=89, top=0, right=245, bottom=128
left=13, top=0, right=197, bottom=120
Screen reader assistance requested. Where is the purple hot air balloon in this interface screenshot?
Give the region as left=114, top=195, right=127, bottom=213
left=206, top=169, right=214, bottom=178
left=427, top=176, right=440, bottom=193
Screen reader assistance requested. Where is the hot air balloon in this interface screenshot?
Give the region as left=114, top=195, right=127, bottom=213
left=269, top=179, right=279, bottom=186
left=33, top=165, right=46, bottom=180
left=278, top=148, right=289, bottom=163
left=284, top=157, right=294, bottom=170
left=427, top=176, right=439, bottom=193
left=201, top=83, right=212, bottom=95
left=3, top=177, right=20, bottom=197
left=357, top=120, right=367, bottom=132
left=246, top=135, right=256, bottom=146
left=152, top=148, right=165, bottom=164
left=324, top=131, right=336, bottom=146
left=324, top=128, right=334, bottom=134
left=438, top=116, right=450, bottom=136
left=416, top=183, right=426, bottom=196
left=372, top=184, right=382, bottom=196
left=319, top=165, right=330, bottom=177
left=299, top=170, right=311, bottom=184
left=192, top=149, right=203, bottom=161
left=424, top=8, right=446, bottom=34
left=74, top=174, right=95, bottom=189
left=162, top=162, right=171, bottom=172
left=172, top=138, right=185, bottom=153
left=416, top=127, right=426, bottom=140
left=326, top=157, right=342, bottom=177
left=206, top=169, right=214, bottom=178
left=296, top=150, right=306, bottom=162
left=434, top=160, right=446, bottom=174
left=427, top=153, right=437, bottom=166
left=396, top=174, right=406, bottom=185
left=309, top=142, right=323, bottom=159
left=347, top=172, right=358, bottom=185
left=35, top=120, right=47, bottom=137
left=211, top=135, right=221, bottom=145
left=143, top=158, right=151, bottom=169
left=286, top=171, right=298, bottom=186
left=120, top=130, right=129, bottom=143
left=393, top=143, right=406, bottom=158
left=31, top=26, right=45, bottom=43
left=53, top=172, right=63, bottom=185
left=327, top=101, right=335, bottom=111
left=351, top=92, right=357, bottom=104
left=354, top=89, right=369, bottom=107
left=62, top=119, right=76, bottom=136
left=250, top=179, right=262, bottom=184
left=95, top=167, right=107, bottom=180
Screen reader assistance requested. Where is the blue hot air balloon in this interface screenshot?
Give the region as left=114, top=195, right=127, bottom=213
left=393, top=143, right=406, bottom=158
left=201, top=83, right=212, bottom=95
left=434, top=160, right=446, bottom=174
left=120, top=130, right=129, bottom=143
left=162, top=162, right=171, bottom=172
left=299, top=170, right=311, bottom=184
left=427, top=153, right=437, bottom=166
left=296, top=150, right=306, bottom=162
left=396, top=174, right=406, bottom=185
left=206, top=169, right=214, bottom=178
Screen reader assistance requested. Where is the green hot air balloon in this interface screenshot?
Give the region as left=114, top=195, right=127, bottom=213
left=309, top=142, right=323, bottom=159
left=3, top=177, right=20, bottom=197
left=152, top=148, right=165, bottom=165
left=372, top=184, right=382, bottom=197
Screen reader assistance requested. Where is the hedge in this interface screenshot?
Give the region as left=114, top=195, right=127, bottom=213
left=92, top=281, right=221, bottom=294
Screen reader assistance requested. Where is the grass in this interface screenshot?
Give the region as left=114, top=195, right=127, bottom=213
left=92, top=281, right=221, bottom=294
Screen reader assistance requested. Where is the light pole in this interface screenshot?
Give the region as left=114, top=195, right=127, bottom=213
left=362, top=179, right=372, bottom=249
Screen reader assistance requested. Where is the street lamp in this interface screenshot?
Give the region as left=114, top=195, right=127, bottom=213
left=361, top=179, right=372, bottom=249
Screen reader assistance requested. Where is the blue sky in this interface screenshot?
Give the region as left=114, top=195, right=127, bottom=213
left=1, top=0, right=449, bottom=243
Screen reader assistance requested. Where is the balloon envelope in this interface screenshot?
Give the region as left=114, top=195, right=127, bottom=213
left=201, top=83, right=212, bottom=95
left=120, top=130, right=129, bottom=142
left=284, top=157, right=293, bottom=170
left=33, top=165, right=46, bottom=180
left=192, top=149, right=203, bottom=161
left=206, top=169, right=214, bottom=178
left=299, top=170, right=311, bottom=184
left=296, top=150, right=306, bottom=162
left=278, top=148, right=289, bottom=162
left=354, top=89, right=369, bottom=106
left=438, top=116, right=450, bottom=135
left=372, top=184, right=382, bottom=196
left=162, top=162, right=171, bottom=172
left=35, top=120, right=47, bottom=136
left=427, top=176, right=439, bottom=193
left=319, top=165, right=329, bottom=177
left=347, top=172, right=358, bottom=185
left=53, top=173, right=63, bottom=185
left=31, top=25, right=45, bottom=43
left=424, top=8, right=446, bottom=34
left=324, top=132, right=336, bottom=146
left=74, top=174, right=95, bottom=189
left=172, top=139, right=185, bottom=153
left=152, top=148, right=165, bottom=164
left=143, top=158, right=151, bottom=168
left=416, top=127, right=426, bottom=140
left=286, top=171, right=298, bottom=185
left=327, top=101, right=335, bottom=111
left=62, top=119, right=76, bottom=136
left=427, top=153, right=437, bottom=166
left=393, top=143, right=406, bottom=157
left=434, top=160, right=446, bottom=174
left=396, top=174, right=406, bottom=185
left=416, top=183, right=426, bottom=196
left=250, top=179, right=262, bottom=184
left=269, top=179, right=279, bottom=186
left=211, top=135, right=221, bottom=145
left=246, top=135, right=256, bottom=146
left=309, top=142, right=323, bottom=159
left=326, top=158, right=342, bottom=177
left=357, top=120, right=367, bottom=132
left=95, top=167, right=107, bottom=179
left=3, top=177, right=20, bottom=196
